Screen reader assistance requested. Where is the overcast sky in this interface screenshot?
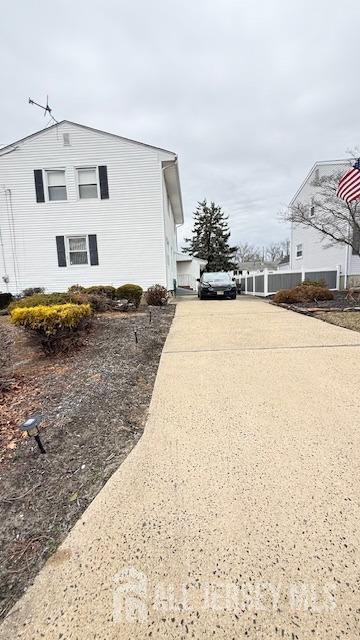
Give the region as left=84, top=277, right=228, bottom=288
left=1, top=0, right=359, bottom=250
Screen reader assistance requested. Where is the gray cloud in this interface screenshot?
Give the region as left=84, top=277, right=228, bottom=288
left=1, top=0, right=359, bottom=249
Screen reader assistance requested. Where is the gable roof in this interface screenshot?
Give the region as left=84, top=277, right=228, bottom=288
left=289, top=159, right=350, bottom=206
left=0, top=119, right=176, bottom=156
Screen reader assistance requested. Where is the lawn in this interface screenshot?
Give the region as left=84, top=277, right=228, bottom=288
left=0, top=306, right=174, bottom=620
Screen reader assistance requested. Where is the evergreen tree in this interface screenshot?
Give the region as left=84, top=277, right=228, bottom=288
left=184, top=199, right=237, bottom=271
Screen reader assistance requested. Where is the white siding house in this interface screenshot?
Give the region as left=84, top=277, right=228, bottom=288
left=289, top=160, right=360, bottom=287
left=176, top=253, right=207, bottom=290
left=0, top=120, right=183, bottom=295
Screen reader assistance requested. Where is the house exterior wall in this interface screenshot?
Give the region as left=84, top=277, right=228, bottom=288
left=289, top=160, right=360, bottom=285
left=0, top=121, right=178, bottom=294
left=162, top=174, right=178, bottom=290
left=176, top=257, right=206, bottom=290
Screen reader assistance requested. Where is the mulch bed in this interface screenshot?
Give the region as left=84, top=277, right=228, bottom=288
left=283, top=290, right=360, bottom=311
left=0, top=306, right=174, bottom=620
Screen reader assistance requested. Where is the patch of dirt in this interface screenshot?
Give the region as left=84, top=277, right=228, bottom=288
left=316, top=311, right=360, bottom=332
left=0, top=306, right=174, bottom=620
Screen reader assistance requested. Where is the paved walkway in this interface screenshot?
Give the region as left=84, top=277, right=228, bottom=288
left=2, top=297, right=360, bottom=639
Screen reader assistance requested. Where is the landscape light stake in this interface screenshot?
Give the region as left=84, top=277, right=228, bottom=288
left=134, top=328, right=138, bottom=344
left=149, top=310, right=152, bottom=325
left=20, top=414, right=46, bottom=454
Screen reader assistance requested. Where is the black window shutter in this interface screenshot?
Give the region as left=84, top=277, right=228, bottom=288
left=34, top=169, right=45, bottom=202
left=56, top=236, right=67, bottom=267
left=88, top=234, right=99, bottom=265
left=98, top=166, right=109, bottom=199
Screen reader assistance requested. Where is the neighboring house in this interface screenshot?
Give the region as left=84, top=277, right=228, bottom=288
left=176, top=253, right=207, bottom=290
left=0, top=120, right=183, bottom=295
left=233, top=260, right=278, bottom=275
left=277, top=255, right=290, bottom=270
left=289, top=160, right=360, bottom=287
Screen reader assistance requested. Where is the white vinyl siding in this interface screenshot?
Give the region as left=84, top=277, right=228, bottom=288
left=47, top=169, right=67, bottom=201
left=77, top=167, right=98, bottom=199
left=290, top=161, right=350, bottom=272
left=0, top=121, right=175, bottom=293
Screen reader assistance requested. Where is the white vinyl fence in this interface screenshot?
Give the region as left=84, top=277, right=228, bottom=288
left=238, top=266, right=340, bottom=297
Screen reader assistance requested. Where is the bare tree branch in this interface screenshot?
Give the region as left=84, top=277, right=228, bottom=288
left=281, top=171, right=360, bottom=254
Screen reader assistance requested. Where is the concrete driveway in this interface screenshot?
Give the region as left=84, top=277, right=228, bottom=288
left=2, top=297, right=360, bottom=639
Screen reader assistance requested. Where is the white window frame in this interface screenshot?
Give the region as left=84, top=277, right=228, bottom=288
left=296, top=243, right=303, bottom=259
left=45, top=168, right=67, bottom=203
left=66, top=234, right=90, bottom=267
left=76, top=166, right=99, bottom=200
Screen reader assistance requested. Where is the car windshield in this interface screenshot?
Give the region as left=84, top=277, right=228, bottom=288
left=202, top=272, right=231, bottom=282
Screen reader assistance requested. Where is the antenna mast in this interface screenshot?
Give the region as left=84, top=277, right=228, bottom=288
left=28, top=95, right=58, bottom=124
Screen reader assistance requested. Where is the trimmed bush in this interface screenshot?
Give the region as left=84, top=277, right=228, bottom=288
left=11, top=304, right=92, bottom=355
left=70, top=291, right=112, bottom=312
left=145, top=284, right=168, bottom=306
left=21, top=287, right=45, bottom=297
left=116, top=284, right=143, bottom=308
left=86, top=285, right=116, bottom=299
left=273, top=288, right=301, bottom=304
left=9, top=292, right=71, bottom=311
left=0, top=292, right=13, bottom=310
left=298, top=284, right=334, bottom=302
left=273, top=284, right=334, bottom=304
left=68, top=284, right=87, bottom=293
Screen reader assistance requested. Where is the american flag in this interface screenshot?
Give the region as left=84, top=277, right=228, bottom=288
left=337, top=159, right=360, bottom=203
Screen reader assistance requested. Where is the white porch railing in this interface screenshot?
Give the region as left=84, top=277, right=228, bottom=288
left=177, top=274, right=197, bottom=290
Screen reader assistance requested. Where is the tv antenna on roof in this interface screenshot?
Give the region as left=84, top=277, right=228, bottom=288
left=28, top=95, right=58, bottom=124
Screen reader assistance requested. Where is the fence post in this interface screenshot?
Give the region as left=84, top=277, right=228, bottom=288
left=264, top=269, right=268, bottom=297
left=336, top=264, right=341, bottom=290
left=245, top=274, right=248, bottom=295
left=301, top=267, right=305, bottom=283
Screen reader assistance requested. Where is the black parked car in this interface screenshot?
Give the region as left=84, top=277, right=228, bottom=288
left=197, top=272, right=237, bottom=300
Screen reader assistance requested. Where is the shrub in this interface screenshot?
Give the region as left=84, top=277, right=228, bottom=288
left=301, top=279, right=326, bottom=288
left=273, top=288, right=302, bottom=304
left=70, top=291, right=112, bottom=312
left=116, top=284, right=143, bottom=308
left=273, top=284, right=334, bottom=304
left=9, top=292, right=71, bottom=311
left=86, top=285, right=116, bottom=299
left=298, top=284, right=334, bottom=302
left=0, top=292, right=13, bottom=310
left=21, top=287, right=45, bottom=297
left=68, top=284, right=86, bottom=293
left=145, top=284, right=168, bottom=306
left=11, top=304, right=92, bottom=355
